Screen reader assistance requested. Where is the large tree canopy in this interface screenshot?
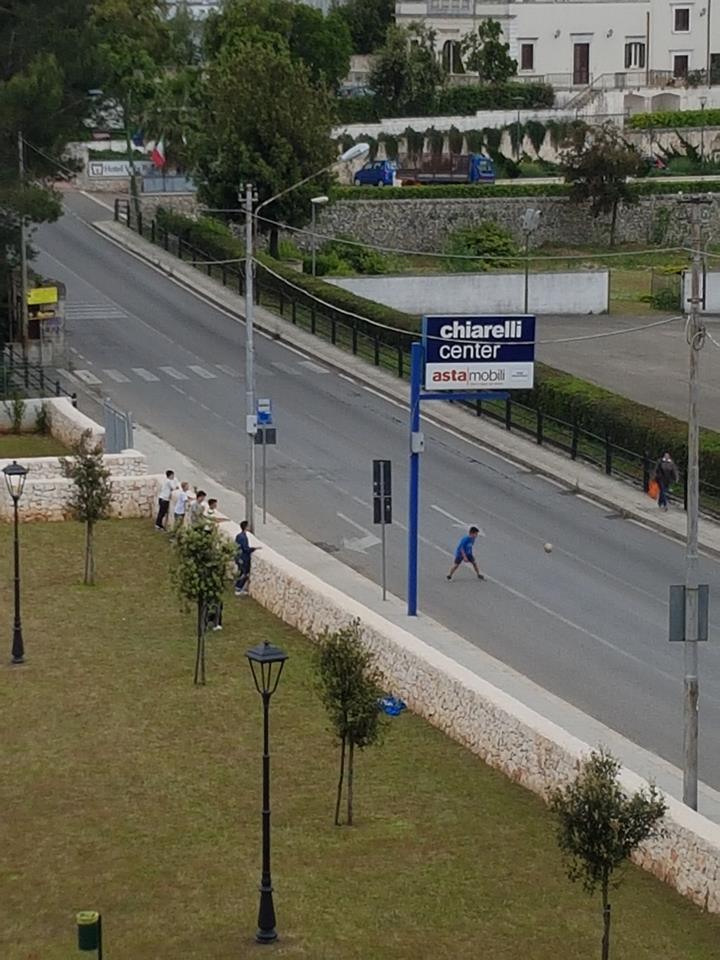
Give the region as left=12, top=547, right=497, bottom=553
left=189, top=37, right=336, bottom=235
left=334, top=0, right=395, bottom=56
left=204, top=0, right=352, bottom=89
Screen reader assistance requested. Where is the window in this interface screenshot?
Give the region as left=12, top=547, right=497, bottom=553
left=520, top=43, right=535, bottom=71
left=624, top=41, right=646, bottom=69
left=674, top=7, right=690, bottom=32
left=673, top=53, right=689, bottom=77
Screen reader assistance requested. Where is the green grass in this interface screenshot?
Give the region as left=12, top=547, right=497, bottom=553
left=2, top=520, right=720, bottom=959
left=0, top=432, right=71, bottom=457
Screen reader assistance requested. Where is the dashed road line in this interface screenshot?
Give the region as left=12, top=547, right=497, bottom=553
left=132, top=367, right=160, bottom=382
left=103, top=369, right=130, bottom=383
left=188, top=365, right=216, bottom=379
left=74, top=369, right=101, bottom=385
left=159, top=366, right=189, bottom=380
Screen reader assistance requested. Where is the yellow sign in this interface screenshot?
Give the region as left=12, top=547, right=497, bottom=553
left=28, top=286, right=58, bottom=306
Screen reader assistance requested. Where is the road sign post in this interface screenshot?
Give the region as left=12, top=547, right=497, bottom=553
left=407, top=315, right=535, bottom=616
left=373, top=459, right=392, bottom=600
left=255, top=399, right=276, bottom=525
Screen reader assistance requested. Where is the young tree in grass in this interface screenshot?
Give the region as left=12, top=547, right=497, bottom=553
left=316, top=621, right=385, bottom=826
left=172, top=523, right=234, bottom=685
left=561, top=126, right=646, bottom=246
left=60, top=430, right=112, bottom=585
left=550, top=749, right=666, bottom=960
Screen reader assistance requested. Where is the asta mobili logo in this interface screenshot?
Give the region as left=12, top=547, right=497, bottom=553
left=430, top=367, right=506, bottom=384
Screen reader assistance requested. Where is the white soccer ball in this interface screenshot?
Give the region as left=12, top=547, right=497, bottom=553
left=544, top=542, right=553, bottom=554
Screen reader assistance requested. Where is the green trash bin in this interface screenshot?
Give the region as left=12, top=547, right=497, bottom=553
left=77, top=911, right=101, bottom=951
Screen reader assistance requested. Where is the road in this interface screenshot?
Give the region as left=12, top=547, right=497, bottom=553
left=34, top=192, right=720, bottom=790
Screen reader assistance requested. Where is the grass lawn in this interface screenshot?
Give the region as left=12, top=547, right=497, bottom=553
left=0, top=432, right=71, bottom=458
left=3, top=520, right=720, bottom=960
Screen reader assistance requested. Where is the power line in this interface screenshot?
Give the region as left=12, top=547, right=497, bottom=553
left=20, top=137, right=77, bottom=179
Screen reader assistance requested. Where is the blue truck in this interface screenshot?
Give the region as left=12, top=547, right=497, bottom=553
left=353, top=154, right=495, bottom=187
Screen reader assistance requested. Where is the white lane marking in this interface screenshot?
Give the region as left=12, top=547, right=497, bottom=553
left=103, top=369, right=130, bottom=383
left=538, top=475, right=567, bottom=489
left=74, top=369, right=101, bottom=385
left=339, top=374, right=356, bottom=384
left=485, top=573, right=681, bottom=687
left=216, top=364, right=239, bottom=377
left=79, top=190, right=115, bottom=212
left=577, top=494, right=606, bottom=509
left=299, top=360, right=329, bottom=374
left=337, top=512, right=381, bottom=553
left=159, top=366, right=188, bottom=380
left=132, top=367, right=160, bottom=382
left=271, top=360, right=301, bottom=376
left=353, top=495, right=371, bottom=508
left=431, top=503, right=484, bottom=534
left=169, top=384, right=186, bottom=396
left=188, top=365, right=216, bottom=379
left=56, top=368, right=78, bottom=383
left=394, top=518, right=447, bottom=554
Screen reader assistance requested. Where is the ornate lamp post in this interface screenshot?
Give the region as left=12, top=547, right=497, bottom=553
left=246, top=639, right=288, bottom=944
left=3, top=460, right=28, bottom=664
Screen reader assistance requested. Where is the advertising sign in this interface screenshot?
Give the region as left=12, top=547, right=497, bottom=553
left=422, top=314, right=535, bottom=391
left=87, top=159, right=154, bottom=178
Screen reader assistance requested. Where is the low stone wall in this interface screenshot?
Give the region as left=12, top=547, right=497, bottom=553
left=211, top=519, right=720, bottom=914
left=0, top=451, right=146, bottom=482
left=0, top=398, right=104, bottom=449
left=0, top=474, right=161, bottom=523
left=316, top=194, right=715, bottom=250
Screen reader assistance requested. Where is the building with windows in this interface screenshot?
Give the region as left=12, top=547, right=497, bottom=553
left=395, top=1, right=718, bottom=90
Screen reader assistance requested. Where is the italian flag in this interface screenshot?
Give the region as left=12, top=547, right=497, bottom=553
left=151, top=137, right=166, bottom=169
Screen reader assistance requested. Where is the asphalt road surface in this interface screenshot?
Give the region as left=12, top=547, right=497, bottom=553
left=34, top=192, right=720, bottom=790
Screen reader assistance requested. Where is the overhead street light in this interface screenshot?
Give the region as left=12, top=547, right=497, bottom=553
left=310, top=195, right=330, bottom=276
left=3, top=460, right=28, bottom=664
left=241, top=142, right=370, bottom=530
left=246, top=639, right=289, bottom=944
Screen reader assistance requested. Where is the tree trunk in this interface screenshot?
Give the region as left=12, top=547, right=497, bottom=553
left=269, top=225, right=279, bottom=259
left=601, top=882, right=611, bottom=960
left=84, top=521, right=94, bottom=585
left=609, top=200, right=618, bottom=248
left=334, top=734, right=346, bottom=826
left=194, top=600, right=206, bottom=685
left=124, top=100, right=141, bottom=231
left=347, top=739, right=354, bottom=826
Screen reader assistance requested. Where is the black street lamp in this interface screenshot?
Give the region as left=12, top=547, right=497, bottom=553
left=246, top=639, right=288, bottom=944
left=3, top=460, right=28, bottom=664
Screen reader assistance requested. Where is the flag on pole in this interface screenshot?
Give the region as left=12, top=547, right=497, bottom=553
left=151, top=137, right=166, bottom=169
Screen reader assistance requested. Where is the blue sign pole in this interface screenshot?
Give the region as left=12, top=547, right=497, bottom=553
left=408, top=342, right=423, bottom=616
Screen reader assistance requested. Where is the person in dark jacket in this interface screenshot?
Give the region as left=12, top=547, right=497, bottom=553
left=234, top=520, right=257, bottom=595
left=655, top=452, right=678, bottom=511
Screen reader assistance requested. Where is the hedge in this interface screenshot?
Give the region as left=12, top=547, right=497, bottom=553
left=149, top=208, right=720, bottom=488
left=629, top=109, right=720, bottom=130
left=332, top=178, right=720, bottom=201
left=335, top=82, right=554, bottom=125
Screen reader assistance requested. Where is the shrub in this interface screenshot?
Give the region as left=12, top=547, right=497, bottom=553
left=445, top=222, right=519, bottom=270
left=629, top=108, right=720, bottom=130
left=335, top=95, right=381, bottom=124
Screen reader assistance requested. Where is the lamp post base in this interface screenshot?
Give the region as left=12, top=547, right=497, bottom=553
left=11, top=654, right=25, bottom=665
left=255, top=886, right=277, bottom=944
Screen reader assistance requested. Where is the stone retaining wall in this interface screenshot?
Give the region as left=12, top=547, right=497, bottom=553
left=316, top=194, right=716, bottom=249
left=0, top=474, right=161, bottom=523
left=211, top=518, right=720, bottom=914
left=0, top=451, right=146, bottom=482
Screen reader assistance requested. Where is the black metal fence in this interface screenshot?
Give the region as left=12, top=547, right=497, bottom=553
left=1, top=345, right=75, bottom=404
left=117, top=201, right=720, bottom=517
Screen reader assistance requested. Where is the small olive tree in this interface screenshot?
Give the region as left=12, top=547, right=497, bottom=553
left=60, top=431, right=112, bottom=585
left=550, top=750, right=667, bottom=960
left=316, top=621, right=386, bottom=826
left=172, top=524, right=234, bottom=685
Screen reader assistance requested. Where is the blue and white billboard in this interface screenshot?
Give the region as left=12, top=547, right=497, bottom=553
left=422, top=314, right=535, bottom=391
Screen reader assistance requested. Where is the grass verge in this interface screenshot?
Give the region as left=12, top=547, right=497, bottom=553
left=0, top=433, right=71, bottom=458
left=2, top=520, right=720, bottom=959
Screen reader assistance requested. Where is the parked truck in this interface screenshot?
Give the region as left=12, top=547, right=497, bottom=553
left=353, top=153, right=495, bottom=187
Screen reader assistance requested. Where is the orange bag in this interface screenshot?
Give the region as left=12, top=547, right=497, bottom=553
left=648, top=479, right=660, bottom=500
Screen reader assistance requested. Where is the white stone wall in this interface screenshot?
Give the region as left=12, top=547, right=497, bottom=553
left=0, top=397, right=104, bottom=449
left=212, top=518, right=720, bottom=913
left=327, top=270, right=610, bottom=315
left=0, top=452, right=147, bottom=481
left=0, top=474, right=161, bottom=523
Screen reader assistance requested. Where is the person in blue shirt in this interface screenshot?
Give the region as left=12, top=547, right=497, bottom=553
left=447, top=526, right=484, bottom=581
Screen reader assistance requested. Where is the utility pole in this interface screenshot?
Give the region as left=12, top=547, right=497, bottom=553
left=18, top=131, right=29, bottom=345
left=679, top=193, right=711, bottom=809
left=244, top=183, right=258, bottom=531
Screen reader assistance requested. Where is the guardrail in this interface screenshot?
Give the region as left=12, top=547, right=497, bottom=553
left=116, top=202, right=720, bottom=517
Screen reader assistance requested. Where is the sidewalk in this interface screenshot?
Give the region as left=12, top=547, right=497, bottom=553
left=95, top=217, right=720, bottom=557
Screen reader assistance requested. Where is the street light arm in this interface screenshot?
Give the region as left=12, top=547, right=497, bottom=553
left=255, top=162, right=335, bottom=221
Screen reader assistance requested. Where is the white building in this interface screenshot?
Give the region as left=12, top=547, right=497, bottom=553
left=395, top=1, right=718, bottom=90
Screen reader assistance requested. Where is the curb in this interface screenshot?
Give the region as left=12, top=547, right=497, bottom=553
left=92, top=219, right=720, bottom=560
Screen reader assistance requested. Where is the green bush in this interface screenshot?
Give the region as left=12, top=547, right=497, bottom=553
left=336, top=96, right=381, bottom=125
left=303, top=251, right=353, bottom=276
left=629, top=108, right=720, bottom=130
left=446, top=222, right=519, bottom=270
left=155, top=208, right=244, bottom=262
